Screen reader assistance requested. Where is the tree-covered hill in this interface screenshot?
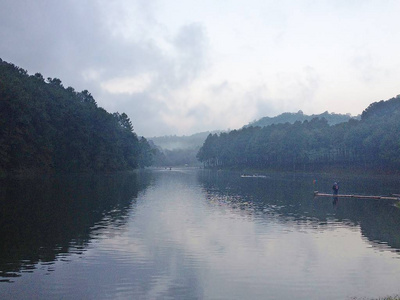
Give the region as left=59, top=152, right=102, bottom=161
left=197, top=95, right=400, bottom=172
left=147, top=132, right=212, bottom=167
left=148, top=111, right=357, bottom=168
left=246, top=110, right=358, bottom=128
left=149, top=131, right=220, bottom=150
left=0, top=58, right=153, bottom=174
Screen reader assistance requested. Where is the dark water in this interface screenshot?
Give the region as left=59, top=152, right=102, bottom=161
left=1, top=169, right=400, bottom=299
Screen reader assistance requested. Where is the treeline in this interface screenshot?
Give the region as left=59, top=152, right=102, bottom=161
left=149, top=131, right=215, bottom=150
left=197, top=95, right=400, bottom=172
left=0, top=59, right=153, bottom=174
left=246, top=110, right=357, bottom=127
left=149, top=131, right=219, bottom=167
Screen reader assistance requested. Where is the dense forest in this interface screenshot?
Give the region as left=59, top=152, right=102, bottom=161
left=150, top=112, right=356, bottom=168
left=197, top=95, right=400, bottom=173
left=0, top=59, right=153, bottom=175
left=246, top=110, right=358, bottom=127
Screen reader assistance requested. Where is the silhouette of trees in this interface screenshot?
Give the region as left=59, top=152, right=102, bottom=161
left=197, top=95, right=400, bottom=172
left=0, top=58, right=153, bottom=174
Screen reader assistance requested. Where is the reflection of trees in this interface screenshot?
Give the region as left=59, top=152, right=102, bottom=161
left=355, top=201, right=400, bottom=252
left=0, top=171, right=152, bottom=281
left=197, top=170, right=400, bottom=253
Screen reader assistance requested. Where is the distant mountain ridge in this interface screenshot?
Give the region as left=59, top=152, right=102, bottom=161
left=148, top=111, right=359, bottom=167
left=149, top=111, right=357, bottom=151
left=148, top=131, right=223, bottom=167
left=246, top=110, right=359, bottom=128
left=148, top=131, right=222, bottom=150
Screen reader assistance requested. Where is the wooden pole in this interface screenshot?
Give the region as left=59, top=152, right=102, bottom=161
left=313, top=191, right=400, bottom=201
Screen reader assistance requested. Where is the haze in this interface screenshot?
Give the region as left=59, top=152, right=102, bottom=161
left=1, top=0, right=400, bottom=137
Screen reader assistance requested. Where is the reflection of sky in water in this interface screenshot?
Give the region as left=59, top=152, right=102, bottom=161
left=2, top=169, right=400, bottom=299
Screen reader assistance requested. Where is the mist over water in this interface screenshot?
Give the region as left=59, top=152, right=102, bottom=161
left=1, top=169, right=400, bottom=299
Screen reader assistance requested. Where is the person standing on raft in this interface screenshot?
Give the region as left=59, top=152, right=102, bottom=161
left=332, top=182, right=339, bottom=195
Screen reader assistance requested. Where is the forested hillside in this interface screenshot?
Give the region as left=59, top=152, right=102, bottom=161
left=197, top=95, right=400, bottom=172
left=150, top=111, right=356, bottom=167
left=247, top=110, right=357, bottom=127
left=148, top=131, right=220, bottom=167
left=0, top=59, right=153, bottom=174
left=149, top=131, right=218, bottom=150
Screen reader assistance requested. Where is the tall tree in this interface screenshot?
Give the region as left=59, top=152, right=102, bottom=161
left=0, top=58, right=154, bottom=174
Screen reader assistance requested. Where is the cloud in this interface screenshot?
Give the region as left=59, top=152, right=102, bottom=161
left=0, top=0, right=211, bottom=136
left=1, top=0, right=400, bottom=136
left=100, top=22, right=210, bottom=136
left=171, top=23, right=209, bottom=84
left=101, top=73, right=155, bottom=95
left=349, top=48, right=383, bottom=83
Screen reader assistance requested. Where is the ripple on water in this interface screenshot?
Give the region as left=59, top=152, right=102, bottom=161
left=2, top=170, right=400, bottom=300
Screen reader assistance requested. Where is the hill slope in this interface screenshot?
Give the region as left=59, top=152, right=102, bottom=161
left=247, top=111, right=358, bottom=128
left=197, top=95, right=400, bottom=172
left=148, top=131, right=221, bottom=151
left=0, top=58, right=153, bottom=174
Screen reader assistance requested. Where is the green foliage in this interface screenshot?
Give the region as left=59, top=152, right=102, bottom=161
left=361, top=95, right=400, bottom=121
left=0, top=58, right=153, bottom=173
left=138, top=137, right=154, bottom=168
left=247, top=110, right=358, bottom=128
left=197, top=96, right=400, bottom=172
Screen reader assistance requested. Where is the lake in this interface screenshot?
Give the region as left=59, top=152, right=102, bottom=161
left=1, top=168, right=400, bottom=299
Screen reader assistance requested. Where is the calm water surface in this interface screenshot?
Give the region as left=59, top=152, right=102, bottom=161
left=1, top=169, right=400, bottom=299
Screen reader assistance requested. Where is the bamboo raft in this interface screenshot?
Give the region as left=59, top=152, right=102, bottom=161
left=313, top=191, right=400, bottom=201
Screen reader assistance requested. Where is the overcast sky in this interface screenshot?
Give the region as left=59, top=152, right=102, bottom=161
left=1, top=0, right=400, bottom=137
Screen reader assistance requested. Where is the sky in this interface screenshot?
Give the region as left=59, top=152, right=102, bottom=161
left=1, top=0, right=400, bottom=137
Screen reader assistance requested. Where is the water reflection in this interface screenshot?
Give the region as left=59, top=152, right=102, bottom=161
left=0, top=171, right=152, bottom=281
left=1, top=169, right=400, bottom=299
left=197, top=170, right=400, bottom=253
